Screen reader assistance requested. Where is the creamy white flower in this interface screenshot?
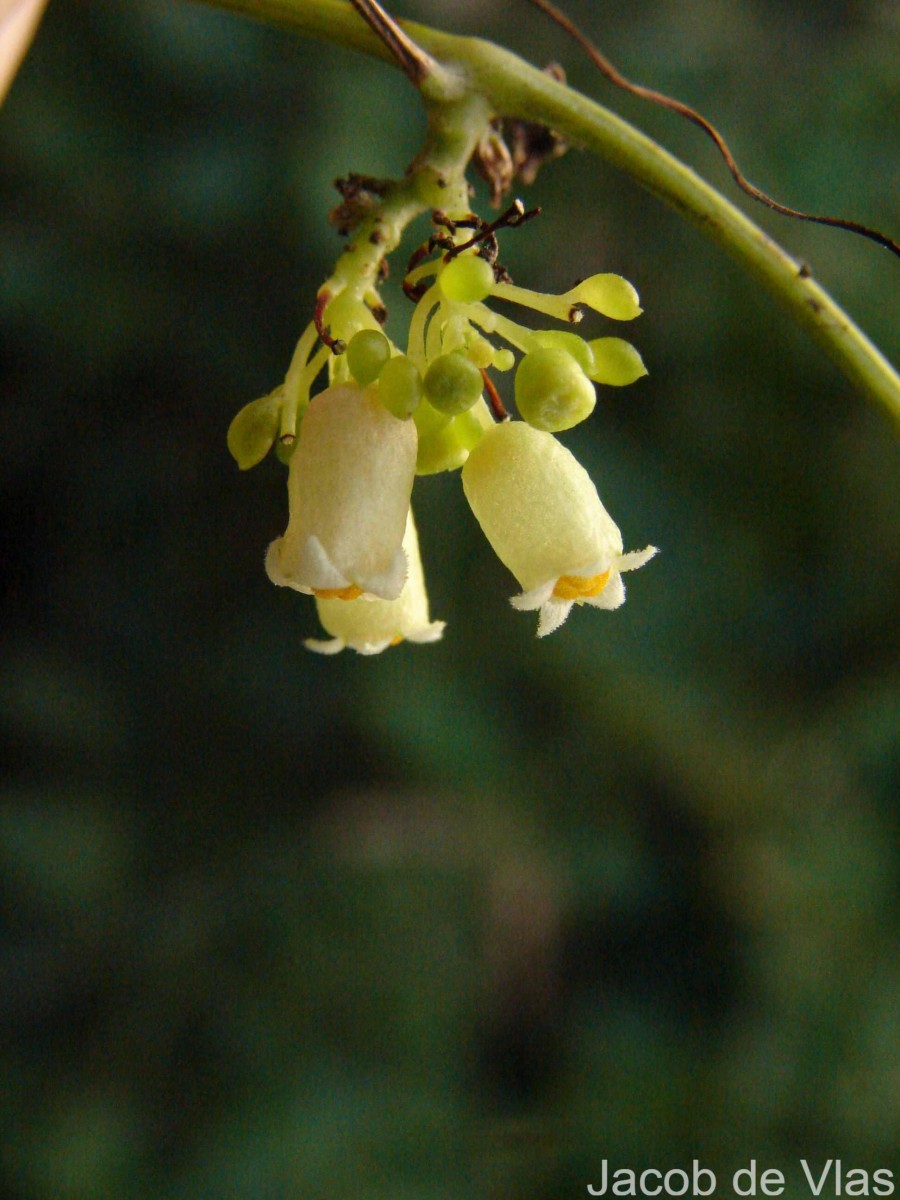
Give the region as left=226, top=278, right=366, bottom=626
left=306, top=510, right=445, bottom=655
left=265, top=381, right=417, bottom=601
left=461, top=421, right=657, bottom=636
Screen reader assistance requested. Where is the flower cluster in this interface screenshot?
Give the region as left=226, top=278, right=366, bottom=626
left=228, top=210, right=656, bottom=654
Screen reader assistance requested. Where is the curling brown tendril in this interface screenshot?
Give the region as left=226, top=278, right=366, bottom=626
left=525, top=0, right=899, bottom=258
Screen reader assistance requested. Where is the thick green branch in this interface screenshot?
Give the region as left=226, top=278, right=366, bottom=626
left=196, top=0, right=900, bottom=424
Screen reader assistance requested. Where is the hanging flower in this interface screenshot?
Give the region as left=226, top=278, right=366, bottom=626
left=462, top=421, right=656, bottom=636
left=230, top=199, right=659, bottom=651
left=305, top=510, right=445, bottom=655
left=265, top=381, right=417, bottom=601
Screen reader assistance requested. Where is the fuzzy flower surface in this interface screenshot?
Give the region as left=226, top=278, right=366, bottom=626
left=305, top=510, right=445, bottom=655
left=462, top=421, right=657, bottom=636
left=265, top=381, right=417, bottom=601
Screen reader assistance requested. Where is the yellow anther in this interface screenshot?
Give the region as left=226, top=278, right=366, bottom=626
left=314, top=584, right=364, bottom=601
left=552, top=570, right=610, bottom=601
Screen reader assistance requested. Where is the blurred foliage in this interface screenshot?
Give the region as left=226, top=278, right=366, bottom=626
left=1, top=1, right=898, bottom=1197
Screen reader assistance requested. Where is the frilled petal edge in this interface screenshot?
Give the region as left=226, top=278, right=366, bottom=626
left=510, top=579, right=557, bottom=612
left=583, top=571, right=625, bottom=610
left=304, top=618, right=445, bottom=656
left=303, top=636, right=348, bottom=655
left=305, top=636, right=393, bottom=656
left=509, top=545, right=658, bottom=636
left=618, top=545, right=659, bottom=572
left=405, top=621, right=446, bottom=644
left=358, top=545, right=409, bottom=601
left=536, top=600, right=573, bottom=638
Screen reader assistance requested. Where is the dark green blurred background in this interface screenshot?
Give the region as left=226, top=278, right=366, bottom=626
left=1, top=1, right=898, bottom=1197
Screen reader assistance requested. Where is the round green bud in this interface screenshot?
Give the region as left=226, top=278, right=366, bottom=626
left=346, top=329, right=392, bottom=386
left=439, top=253, right=495, bottom=303
left=423, top=352, right=483, bottom=416
left=492, top=348, right=515, bottom=372
left=226, top=387, right=283, bottom=470
left=587, top=337, right=648, bottom=386
left=532, top=330, right=595, bottom=376
left=377, top=355, right=423, bottom=418
left=514, top=347, right=596, bottom=432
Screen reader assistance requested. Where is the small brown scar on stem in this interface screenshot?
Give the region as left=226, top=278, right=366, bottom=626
left=406, top=243, right=430, bottom=273
left=432, top=210, right=457, bottom=233
left=403, top=244, right=431, bottom=302
left=313, top=290, right=347, bottom=353
left=403, top=278, right=429, bottom=303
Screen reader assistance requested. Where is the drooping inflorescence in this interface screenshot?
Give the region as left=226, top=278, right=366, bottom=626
left=228, top=200, right=656, bottom=654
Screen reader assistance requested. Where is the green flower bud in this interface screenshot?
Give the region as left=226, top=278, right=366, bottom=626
left=567, top=274, right=642, bottom=321
left=347, top=329, right=392, bottom=386
left=514, top=347, right=596, bottom=432
left=377, top=355, right=423, bottom=418
left=227, top=386, right=283, bottom=470
left=439, top=254, right=495, bottom=303
left=587, top=337, right=648, bottom=386
left=424, top=352, right=483, bottom=416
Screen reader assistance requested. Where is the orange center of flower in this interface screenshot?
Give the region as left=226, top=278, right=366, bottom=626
left=552, top=570, right=611, bottom=601
left=314, top=584, right=364, bottom=601
left=390, top=635, right=404, bottom=647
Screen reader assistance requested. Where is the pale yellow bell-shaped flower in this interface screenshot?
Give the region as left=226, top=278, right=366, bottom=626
left=462, top=421, right=656, bottom=636
left=265, top=381, right=417, bottom=601
left=305, top=510, right=445, bottom=655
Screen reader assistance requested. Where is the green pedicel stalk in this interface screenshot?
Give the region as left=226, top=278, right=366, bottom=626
left=201, top=0, right=900, bottom=426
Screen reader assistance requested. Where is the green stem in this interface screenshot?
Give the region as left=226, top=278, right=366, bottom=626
left=322, top=89, right=491, bottom=305
left=196, top=0, right=899, bottom=424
